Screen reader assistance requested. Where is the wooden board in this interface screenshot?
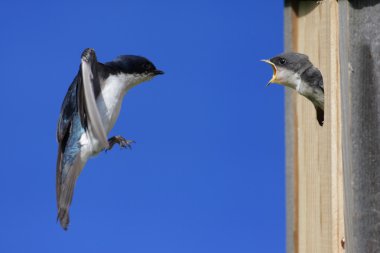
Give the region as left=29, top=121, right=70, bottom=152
left=285, top=1, right=345, bottom=252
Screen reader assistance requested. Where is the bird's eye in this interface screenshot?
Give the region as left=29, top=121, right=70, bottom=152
left=279, top=58, right=287, bottom=65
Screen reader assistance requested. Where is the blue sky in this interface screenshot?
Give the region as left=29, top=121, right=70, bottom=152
left=0, top=0, right=284, bottom=252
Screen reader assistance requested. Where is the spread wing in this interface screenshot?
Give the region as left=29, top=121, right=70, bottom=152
left=56, top=48, right=108, bottom=229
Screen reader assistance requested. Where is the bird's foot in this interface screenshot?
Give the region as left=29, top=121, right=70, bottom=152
left=105, top=136, right=135, bottom=151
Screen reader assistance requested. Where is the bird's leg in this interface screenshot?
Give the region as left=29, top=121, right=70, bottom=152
left=105, top=136, right=135, bottom=151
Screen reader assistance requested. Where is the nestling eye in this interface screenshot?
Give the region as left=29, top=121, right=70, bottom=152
left=279, top=58, right=287, bottom=65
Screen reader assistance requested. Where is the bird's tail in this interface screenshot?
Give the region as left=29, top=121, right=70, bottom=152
left=57, top=207, right=70, bottom=230
left=56, top=153, right=86, bottom=230
left=56, top=146, right=70, bottom=230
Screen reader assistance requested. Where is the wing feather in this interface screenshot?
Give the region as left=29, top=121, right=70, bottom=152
left=56, top=48, right=109, bottom=229
left=81, top=55, right=108, bottom=148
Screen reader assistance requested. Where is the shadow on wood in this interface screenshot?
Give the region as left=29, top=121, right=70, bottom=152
left=285, top=0, right=319, bottom=17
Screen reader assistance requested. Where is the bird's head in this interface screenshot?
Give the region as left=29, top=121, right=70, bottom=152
left=107, top=55, right=164, bottom=86
left=261, top=52, right=311, bottom=89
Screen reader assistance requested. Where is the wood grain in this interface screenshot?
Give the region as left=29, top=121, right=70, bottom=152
left=285, top=1, right=345, bottom=252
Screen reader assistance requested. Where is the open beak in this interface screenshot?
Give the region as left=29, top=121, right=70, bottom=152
left=261, top=59, right=277, bottom=86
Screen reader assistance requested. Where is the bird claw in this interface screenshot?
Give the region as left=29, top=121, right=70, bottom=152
left=105, top=136, right=135, bottom=152
left=119, top=139, right=135, bottom=149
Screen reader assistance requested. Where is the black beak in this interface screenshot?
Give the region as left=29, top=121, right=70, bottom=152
left=154, top=70, right=164, bottom=75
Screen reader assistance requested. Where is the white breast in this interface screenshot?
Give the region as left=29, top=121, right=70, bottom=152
left=80, top=73, right=152, bottom=156
left=96, top=73, right=142, bottom=133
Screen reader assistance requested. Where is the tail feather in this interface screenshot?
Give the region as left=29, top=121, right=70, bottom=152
left=57, top=207, right=70, bottom=230
left=56, top=153, right=86, bottom=230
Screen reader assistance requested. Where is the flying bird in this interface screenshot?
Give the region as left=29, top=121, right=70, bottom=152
left=262, top=52, right=324, bottom=126
left=56, top=48, right=164, bottom=230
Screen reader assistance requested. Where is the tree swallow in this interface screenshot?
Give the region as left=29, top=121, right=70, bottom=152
left=56, top=48, right=164, bottom=230
left=262, top=52, right=324, bottom=126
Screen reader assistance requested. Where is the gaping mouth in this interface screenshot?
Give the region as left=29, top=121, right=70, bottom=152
left=261, top=60, right=277, bottom=86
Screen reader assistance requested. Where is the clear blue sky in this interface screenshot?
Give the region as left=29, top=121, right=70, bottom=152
left=0, top=0, right=285, bottom=252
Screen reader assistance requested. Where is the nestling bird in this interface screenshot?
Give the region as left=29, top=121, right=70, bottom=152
left=56, top=48, right=164, bottom=230
left=262, top=52, right=324, bottom=126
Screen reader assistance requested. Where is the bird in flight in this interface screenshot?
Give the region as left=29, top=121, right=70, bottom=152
left=262, top=52, right=324, bottom=126
left=56, top=48, right=164, bottom=230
